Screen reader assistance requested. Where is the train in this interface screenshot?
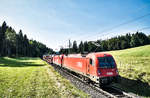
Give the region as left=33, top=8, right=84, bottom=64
left=43, top=54, right=53, bottom=63
left=43, top=52, right=120, bottom=86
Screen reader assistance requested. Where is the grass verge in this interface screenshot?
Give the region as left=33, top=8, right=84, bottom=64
left=108, top=45, right=150, bottom=97
left=0, top=57, right=89, bottom=98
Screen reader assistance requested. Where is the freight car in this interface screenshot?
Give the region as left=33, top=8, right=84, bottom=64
left=51, top=52, right=120, bottom=86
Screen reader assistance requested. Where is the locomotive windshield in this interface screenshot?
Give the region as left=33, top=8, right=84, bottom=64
left=97, top=56, right=115, bottom=68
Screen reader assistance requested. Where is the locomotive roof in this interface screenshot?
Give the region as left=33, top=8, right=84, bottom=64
left=67, top=54, right=85, bottom=58
left=63, top=52, right=112, bottom=58
left=87, top=52, right=112, bottom=57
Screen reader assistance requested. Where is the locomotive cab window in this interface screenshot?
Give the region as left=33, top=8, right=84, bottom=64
left=90, top=59, right=94, bottom=66
left=97, top=56, right=115, bottom=68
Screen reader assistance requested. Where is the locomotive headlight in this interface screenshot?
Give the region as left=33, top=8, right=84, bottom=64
left=116, top=70, right=119, bottom=74
left=98, top=70, right=101, bottom=75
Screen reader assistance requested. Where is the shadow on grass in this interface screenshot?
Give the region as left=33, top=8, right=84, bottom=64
left=118, top=77, right=150, bottom=97
left=0, top=57, right=45, bottom=67
left=16, top=57, right=40, bottom=60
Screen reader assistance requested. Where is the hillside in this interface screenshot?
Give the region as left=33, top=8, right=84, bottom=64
left=0, top=57, right=88, bottom=98
left=109, top=45, right=150, bottom=97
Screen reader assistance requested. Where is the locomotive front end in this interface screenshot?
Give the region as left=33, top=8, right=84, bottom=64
left=96, top=53, right=120, bottom=85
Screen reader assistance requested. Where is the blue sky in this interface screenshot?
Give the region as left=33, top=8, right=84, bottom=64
left=0, top=0, right=150, bottom=50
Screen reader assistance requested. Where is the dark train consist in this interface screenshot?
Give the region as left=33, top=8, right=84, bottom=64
left=43, top=52, right=120, bottom=86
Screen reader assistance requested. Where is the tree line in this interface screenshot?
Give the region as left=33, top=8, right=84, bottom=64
left=0, top=21, right=54, bottom=57
left=59, top=32, right=150, bottom=54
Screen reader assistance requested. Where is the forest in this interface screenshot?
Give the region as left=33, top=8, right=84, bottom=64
left=60, top=32, right=150, bottom=54
left=0, top=21, right=54, bottom=57
left=1, top=21, right=150, bottom=57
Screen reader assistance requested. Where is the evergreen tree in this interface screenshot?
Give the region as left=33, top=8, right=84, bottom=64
left=5, top=27, right=16, bottom=56
left=88, top=41, right=97, bottom=52
left=23, top=34, right=29, bottom=56
left=18, top=30, right=24, bottom=56
left=148, top=35, right=150, bottom=42
left=72, top=41, right=78, bottom=53
left=78, top=41, right=84, bottom=53
left=0, top=21, right=54, bottom=57
left=16, top=34, right=19, bottom=57
left=83, top=41, right=89, bottom=52
left=0, top=21, right=7, bottom=56
left=130, top=33, right=140, bottom=47
left=121, top=40, right=128, bottom=49
left=0, top=26, right=2, bottom=56
left=137, top=32, right=149, bottom=45
left=101, top=40, right=108, bottom=51
left=125, top=33, right=132, bottom=48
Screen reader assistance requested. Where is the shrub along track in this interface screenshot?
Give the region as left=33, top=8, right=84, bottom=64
left=49, top=62, right=138, bottom=98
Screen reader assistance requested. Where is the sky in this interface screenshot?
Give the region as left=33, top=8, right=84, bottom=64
left=0, top=0, right=150, bottom=51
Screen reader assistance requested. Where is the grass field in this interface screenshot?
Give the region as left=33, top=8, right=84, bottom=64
left=1, top=45, right=150, bottom=97
left=0, top=57, right=89, bottom=98
left=109, top=45, right=150, bottom=97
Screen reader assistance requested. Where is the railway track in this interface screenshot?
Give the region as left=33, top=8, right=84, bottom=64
left=49, top=63, right=137, bottom=98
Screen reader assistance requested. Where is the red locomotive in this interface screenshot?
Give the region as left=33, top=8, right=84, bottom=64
left=51, top=52, right=120, bottom=86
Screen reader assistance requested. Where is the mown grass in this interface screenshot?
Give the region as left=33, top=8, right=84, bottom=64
left=0, top=57, right=89, bottom=98
left=108, top=45, right=150, bottom=97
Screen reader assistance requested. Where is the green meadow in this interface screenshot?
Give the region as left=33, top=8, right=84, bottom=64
left=1, top=45, right=150, bottom=98
left=109, top=45, right=150, bottom=97
left=0, top=57, right=88, bottom=98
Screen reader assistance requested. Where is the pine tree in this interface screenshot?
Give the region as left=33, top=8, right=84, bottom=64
left=23, top=34, right=29, bottom=56
left=125, top=33, right=131, bottom=48
left=137, top=32, right=149, bottom=45
left=83, top=41, right=88, bottom=52
left=18, top=30, right=24, bottom=56
left=78, top=41, right=84, bottom=53
left=0, top=21, right=7, bottom=56
left=0, top=26, right=2, bottom=56
left=88, top=41, right=97, bottom=52
left=5, top=27, right=16, bottom=56
left=72, top=41, right=78, bottom=53
left=130, top=33, right=140, bottom=47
